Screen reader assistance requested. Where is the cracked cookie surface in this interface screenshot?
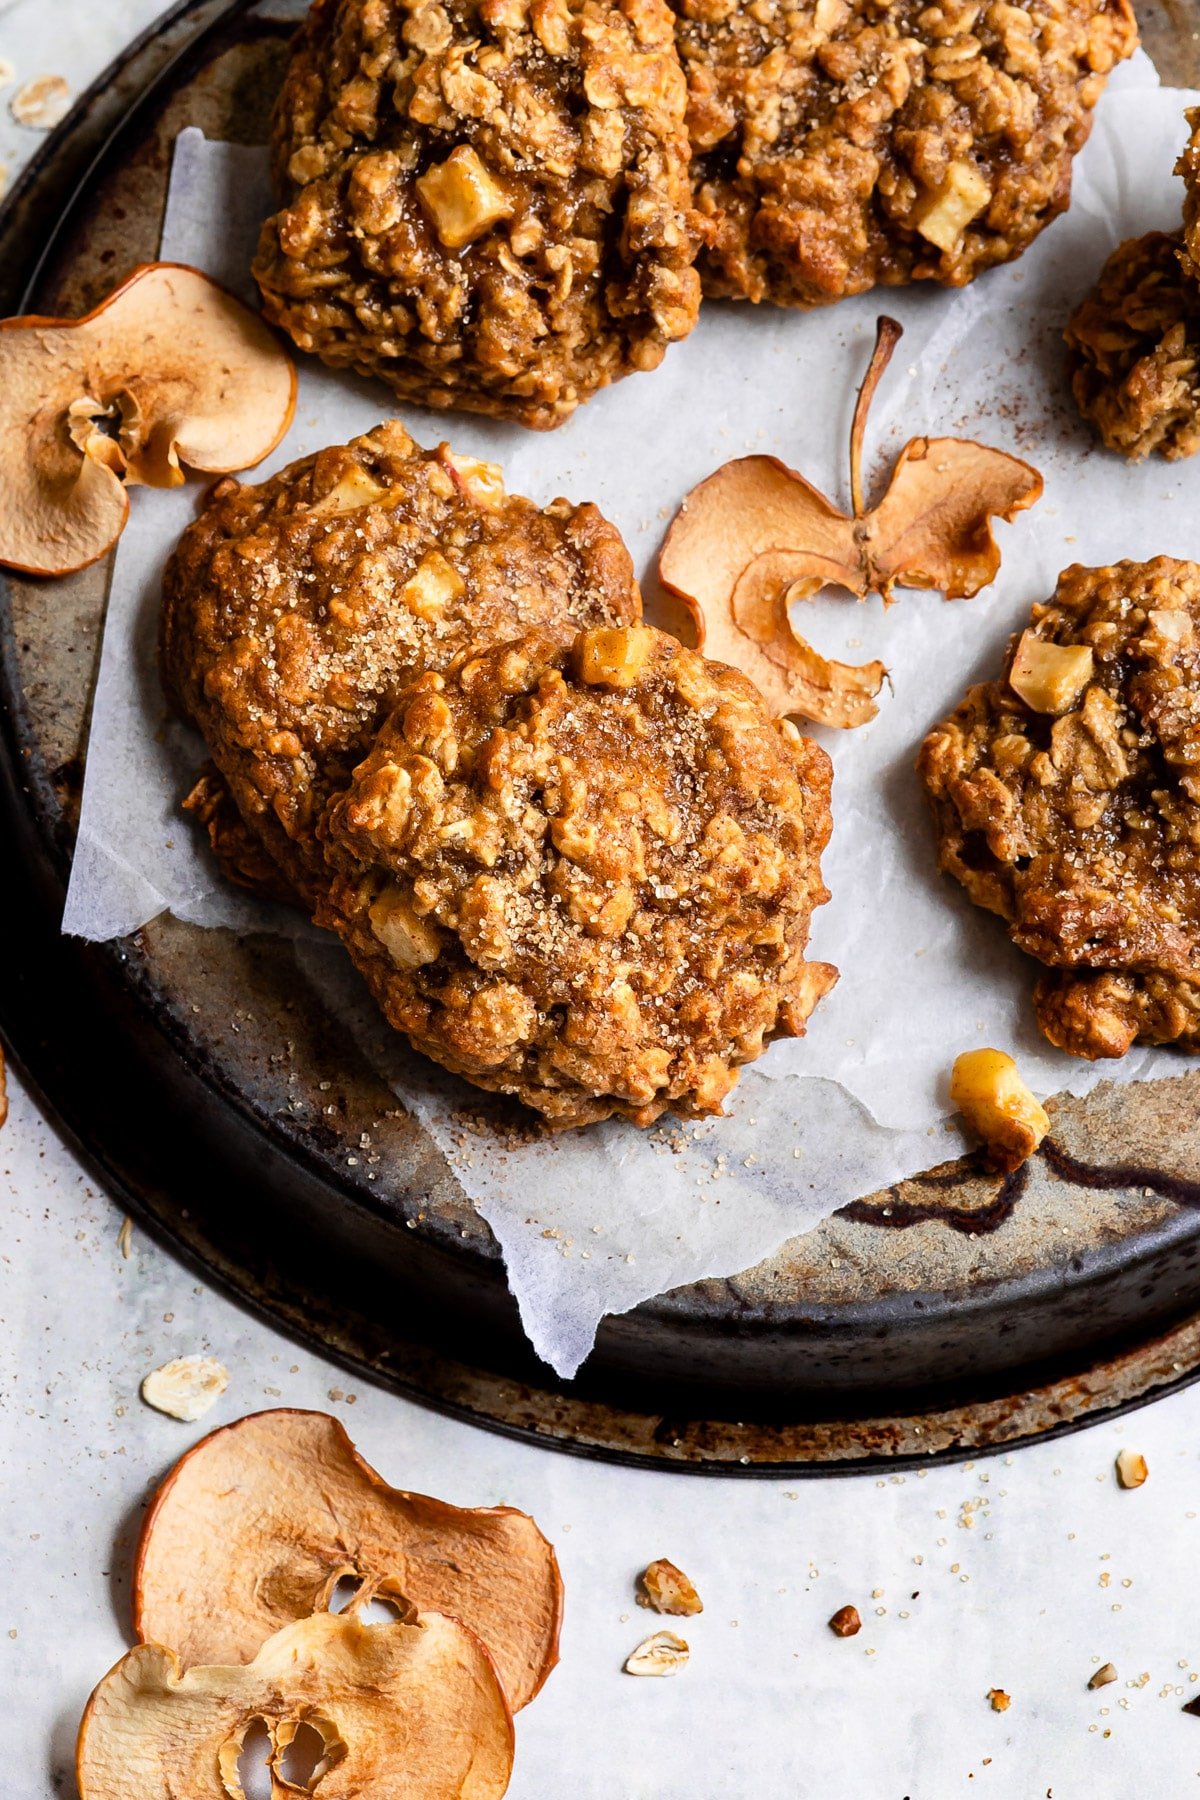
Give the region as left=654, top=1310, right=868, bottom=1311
left=319, top=626, right=836, bottom=1125
left=253, top=0, right=700, bottom=427
left=918, top=558, right=1200, bottom=1060
left=1066, top=231, right=1200, bottom=462
left=671, top=0, right=1136, bottom=306
left=161, top=421, right=641, bottom=902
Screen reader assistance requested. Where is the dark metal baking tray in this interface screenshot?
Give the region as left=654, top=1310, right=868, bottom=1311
left=4, top=0, right=1200, bottom=1473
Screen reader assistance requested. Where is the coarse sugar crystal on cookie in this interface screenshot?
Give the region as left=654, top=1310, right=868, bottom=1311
left=672, top=0, right=1136, bottom=307
left=252, top=0, right=701, bottom=428
left=318, top=626, right=837, bottom=1125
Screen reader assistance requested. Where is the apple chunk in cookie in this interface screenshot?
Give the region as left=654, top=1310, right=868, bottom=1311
left=318, top=627, right=836, bottom=1127
left=919, top=558, right=1200, bottom=1059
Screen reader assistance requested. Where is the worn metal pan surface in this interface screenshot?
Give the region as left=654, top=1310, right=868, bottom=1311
left=4, top=0, right=1200, bottom=1473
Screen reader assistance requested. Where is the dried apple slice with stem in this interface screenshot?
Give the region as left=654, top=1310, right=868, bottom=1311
left=133, top=1409, right=562, bottom=1711
left=0, top=262, right=296, bottom=577
left=659, top=317, right=1043, bottom=728
left=76, top=1607, right=514, bottom=1800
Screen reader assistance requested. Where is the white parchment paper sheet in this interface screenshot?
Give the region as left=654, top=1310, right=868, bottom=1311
left=63, top=57, right=1200, bottom=1375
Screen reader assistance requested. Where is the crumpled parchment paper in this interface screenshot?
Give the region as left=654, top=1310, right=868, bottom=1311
left=63, top=55, right=1200, bottom=1375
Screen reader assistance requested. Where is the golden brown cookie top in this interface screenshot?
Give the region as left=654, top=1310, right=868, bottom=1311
left=253, top=0, right=700, bottom=427
left=161, top=421, right=641, bottom=882
left=673, top=0, right=1136, bottom=305
left=319, top=625, right=835, bottom=1125
left=919, top=558, right=1200, bottom=1054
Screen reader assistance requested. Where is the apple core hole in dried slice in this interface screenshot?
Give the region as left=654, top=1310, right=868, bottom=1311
left=275, top=1719, right=335, bottom=1791
left=326, top=1573, right=411, bottom=1625
left=231, top=1718, right=273, bottom=1800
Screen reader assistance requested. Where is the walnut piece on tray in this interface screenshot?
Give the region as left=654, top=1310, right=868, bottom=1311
left=919, top=558, right=1200, bottom=1061
left=1065, top=231, right=1200, bottom=461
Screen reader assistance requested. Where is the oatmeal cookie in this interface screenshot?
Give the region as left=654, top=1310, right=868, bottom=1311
left=318, top=626, right=836, bottom=1125
left=252, top=0, right=700, bottom=429
left=1066, top=232, right=1200, bottom=461
left=918, top=558, right=1200, bottom=1060
left=183, top=764, right=302, bottom=906
left=162, top=421, right=641, bottom=900
left=672, top=0, right=1136, bottom=306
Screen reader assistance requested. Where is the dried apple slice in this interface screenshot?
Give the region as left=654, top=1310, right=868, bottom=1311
left=659, top=318, right=1042, bottom=728
left=0, top=262, right=296, bottom=576
left=76, top=1608, right=514, bottom=1800
left=133, top=1409, right=562, bottom=1711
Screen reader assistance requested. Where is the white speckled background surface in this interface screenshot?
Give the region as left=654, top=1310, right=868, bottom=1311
left=6, top=6, right=1200, bottom=1796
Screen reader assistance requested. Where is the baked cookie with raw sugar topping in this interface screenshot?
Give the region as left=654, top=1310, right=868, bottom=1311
left=319, top=626, right=836, bottom=1126
left=162, top=421, right=642, bottom=902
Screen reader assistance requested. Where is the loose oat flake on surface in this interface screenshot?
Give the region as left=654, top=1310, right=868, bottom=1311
left=140, top=1356, right=229, bottom=1422
left=623, top=1631, right=689, bottom=1676
left=9, top=74, right=70, bottom=129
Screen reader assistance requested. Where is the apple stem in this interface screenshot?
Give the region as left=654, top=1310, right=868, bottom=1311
left=849, top=316, right=903, bottom=520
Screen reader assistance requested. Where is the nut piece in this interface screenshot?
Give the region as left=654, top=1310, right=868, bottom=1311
left=577, top=626, right=657, bottom=689
left=950, top=1048, right=1050, bottom=1174
left=76, top=1610, right=514, bottom=1800
left=913, top=161, right=992, bottom=253
left=827, top=1605, right=861, bottom=1638
left=0, top=263, right=295, bottom=576
left=987, top=1688, right=1011, bottom=1713
left=1115, top=1448, right=1148, bottom=1489
left=1009, top=632, right=1094, bottom=715
left=141, top=1356, right=230, bottom=1423
left=623, top=1630, right=689, bottom=1676
left=637, top=1559, right=703, bottom=1617
left=10, top=74, right=71, bottom=130
left=417, top=146, right=513, bottom=250
left=1088, top=1663, right=1118, bottom=1690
